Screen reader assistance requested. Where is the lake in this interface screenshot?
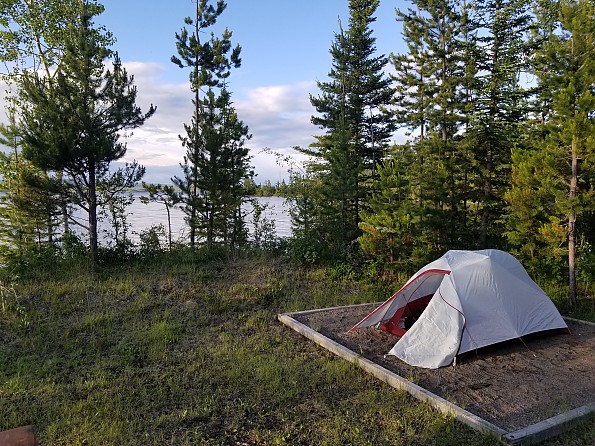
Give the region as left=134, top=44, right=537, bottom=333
left=92, top=193, right=292, bottom=245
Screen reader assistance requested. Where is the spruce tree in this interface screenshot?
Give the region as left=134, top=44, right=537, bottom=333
left=307, top=0, right=395, bottom=249
left=325, top=120, right=360, bottom=241
left=308, top=24, right=360, bottom=247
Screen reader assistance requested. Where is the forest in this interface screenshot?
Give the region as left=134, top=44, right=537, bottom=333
left=2, top=0, right=592, bottom=306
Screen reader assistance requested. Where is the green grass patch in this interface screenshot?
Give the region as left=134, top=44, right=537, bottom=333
left=0, top=251, right=592, bottom=445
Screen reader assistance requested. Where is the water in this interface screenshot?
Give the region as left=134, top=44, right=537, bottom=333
left=91, top=193, right=292, bottom=245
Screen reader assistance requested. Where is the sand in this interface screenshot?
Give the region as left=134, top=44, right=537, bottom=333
left=293, top=304, right=595, bottom=431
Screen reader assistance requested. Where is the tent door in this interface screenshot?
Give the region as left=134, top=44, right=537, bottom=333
left=379, top=294, right=434, bottom=337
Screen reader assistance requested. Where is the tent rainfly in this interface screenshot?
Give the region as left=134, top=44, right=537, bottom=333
left=350, top=249, right=568, bottom=369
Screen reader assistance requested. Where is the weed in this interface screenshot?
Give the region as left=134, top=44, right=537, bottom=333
left=0, top=282, right=30, bottom=328
left=405, top=370, right=421, bottom=385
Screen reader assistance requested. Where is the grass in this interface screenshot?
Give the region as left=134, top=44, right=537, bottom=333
left=0, top=250, right=593, bottom=445
left=541, top=281, right=595, bottom=322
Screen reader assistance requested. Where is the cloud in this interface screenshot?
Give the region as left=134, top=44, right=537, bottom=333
left=236, top=81, right=317, bottom=151
left=119, top=61, right=319, bottom=183
left=0, top=62, right=320, bottom=183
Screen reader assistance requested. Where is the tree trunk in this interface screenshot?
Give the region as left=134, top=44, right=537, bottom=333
left=166, top=205, right=172, bottom=250
left=480, top=143, right=492, bottom=249
left=354, top=172, right=359, bottom=238
left=568, top=34, right=578, bottom=308
left=57, top=170, right=69, bottom=235
left=190, top=0, right=201, bottom=249
left=208, top=202, right=214, bottom=247
left=88, top=159, right=98, bottom=265
left=568, top=136, right=578, bottom=307
left=190, top=193, right=196, bottom=247
left=480, top=0, right=502, bottom=249
left=568, top=212, right=577, bottom=307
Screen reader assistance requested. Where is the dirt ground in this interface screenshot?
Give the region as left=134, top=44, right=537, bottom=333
left=293, top=304, right=595, bottom=432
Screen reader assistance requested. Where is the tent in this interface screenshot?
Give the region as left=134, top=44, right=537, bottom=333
left=350, top=249, right=568, bottom=369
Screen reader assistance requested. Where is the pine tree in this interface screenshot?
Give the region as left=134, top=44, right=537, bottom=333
left=1, top=0, right=110, bottom=237
left=358, top=148, right=426, bottom=271
left=171, top=0, right=243, bottom=248
left=391, top=0, right=533, bottom=251
left=18, top=1, right=155, bottom=264
left=219, top=91, right=253, bottom=248
left=504, top=147, right=567, bottom=274
left=391, top=0, right=466, bottom=250
left=189, top=88, right=251, bottom=248
left=141, top=183, right=182, bottom=249
left=467, top=0, right=533, bottom=248
left=285, top=166, right=327, bottom=262
left=453, top=0, right=482, bottom=241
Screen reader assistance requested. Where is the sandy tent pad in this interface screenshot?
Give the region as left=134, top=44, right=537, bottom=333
left=281, top=303, right=595, bottom=444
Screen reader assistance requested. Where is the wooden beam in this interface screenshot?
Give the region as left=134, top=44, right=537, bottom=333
left=278, top=312, right=507, bottom=438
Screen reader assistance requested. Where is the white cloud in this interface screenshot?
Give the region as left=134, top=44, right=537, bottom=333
left=119, top=62, right=319, bottom=183
left=236, top=81, right=317, bottom=150
left=0, top=62, right=320, bottom=183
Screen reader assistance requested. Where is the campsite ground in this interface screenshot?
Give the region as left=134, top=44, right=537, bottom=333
left=294, top=304, right=595, bottom=432
left=0, top=251, right=593, bottom=445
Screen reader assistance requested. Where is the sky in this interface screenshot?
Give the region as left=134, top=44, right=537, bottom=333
left=7, top=1, right=408, bottom=184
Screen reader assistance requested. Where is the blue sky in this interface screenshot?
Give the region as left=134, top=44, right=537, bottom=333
left=27, top=1, right=408, bottom=184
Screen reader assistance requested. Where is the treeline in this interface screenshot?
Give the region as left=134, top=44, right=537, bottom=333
left=287, top=0, right=594, bottom=306
left=243, top=179, right=290, bottom=197
left=0, top=0, right=593, bottom=307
